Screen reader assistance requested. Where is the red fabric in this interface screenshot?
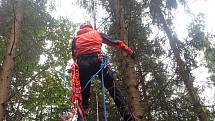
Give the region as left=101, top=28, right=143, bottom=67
left=74, top=27, right=133, bottom=57
left=70, top=62, right=86, bottom=121
left=115, top=41, right=133, bottom=55
left=74, top=27, right=102, bottom=57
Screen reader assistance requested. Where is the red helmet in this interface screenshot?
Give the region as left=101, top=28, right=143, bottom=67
left=80, top=21, right=93, bottom=29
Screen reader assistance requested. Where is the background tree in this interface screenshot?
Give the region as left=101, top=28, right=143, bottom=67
left=0, top=0, right=24, bottom=119
left=0, top=0, right=76, bottom=120
left=98, top=0, right=214, bottom=120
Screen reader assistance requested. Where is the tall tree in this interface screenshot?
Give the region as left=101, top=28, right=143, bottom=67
left=157, top=5, right=208, bottom=121
left=0, top=0, right=75, bottom=120
left=0, top=0, right=23, bottom=120
left=115, top=0, right=145, bottom=120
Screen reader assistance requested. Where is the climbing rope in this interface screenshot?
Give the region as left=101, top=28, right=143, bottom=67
left=81, top=55, right=109, bottom=121
left=82, top=55, right=108, bottom=91
left=70, top=62, right=86, bottom=121
left=101, top=55, right=108, bottom=121
left=61, top=55, right=109, bottom=121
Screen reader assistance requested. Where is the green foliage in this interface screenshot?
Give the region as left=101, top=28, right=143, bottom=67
left=205, top=41, right=215, bottom=84
left=22, top=73, right=70, bottom=121
left=0, top=0, right=76, bottom=120
left=188, top=14, right=206, bottom=50
left=166, top=0, right=177, bottom=9
left=188, top=14, right=215, bottom=86
left=149, top=0, right=163, bottom=24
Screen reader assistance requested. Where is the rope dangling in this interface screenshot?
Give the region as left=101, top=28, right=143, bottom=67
left=101, top=55, right=108, bottom=121
left=70, top=62, right=86, bottom=121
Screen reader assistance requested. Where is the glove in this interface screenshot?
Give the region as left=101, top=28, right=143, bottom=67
left=130, top=52, right=136, bottom=60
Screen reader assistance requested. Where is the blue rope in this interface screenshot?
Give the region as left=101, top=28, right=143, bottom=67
left=82, top=64, right=105, bottom=92
left=82, top=55, right=108, bottom=92
left=81, top=55, right=109, bottom=121
left=101, top=55, right=108, bottom=121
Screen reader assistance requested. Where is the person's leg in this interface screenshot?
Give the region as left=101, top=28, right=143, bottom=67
left=75, top=65, right=91, bottom=121
left=77, top=55, right=100, bottom=120
left=99, top=66, right=134, bottom=121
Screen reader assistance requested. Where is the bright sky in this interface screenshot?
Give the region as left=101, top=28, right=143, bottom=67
left=50, top=0, right=215, bottom=104
left=174, top=0, right=215, bottom=38
left=50, top=1, right=86, bottom=23
left=192, top=0, right=215, bottom=32
left=173, top=0, right=215, bottom=104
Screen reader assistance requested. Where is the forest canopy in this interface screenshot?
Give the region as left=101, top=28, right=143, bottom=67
left=0, top=0, right=214, bottom=121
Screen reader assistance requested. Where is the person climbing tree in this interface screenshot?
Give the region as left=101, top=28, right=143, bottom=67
left=70, top=21, right=135, bottom=121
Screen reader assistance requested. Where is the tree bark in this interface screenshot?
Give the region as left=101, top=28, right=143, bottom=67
left=159, top=12, right=208, bottom=121
left=116, top=0, right=145, bottom=120
left=0, top=1, right=23, bottom=120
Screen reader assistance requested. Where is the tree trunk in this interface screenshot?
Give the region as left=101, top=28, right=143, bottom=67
left=0, top=1, right=23, bottom=120
left=116, top=0, right=145, bottom=120
left=159, top=12, right=208, bottom=121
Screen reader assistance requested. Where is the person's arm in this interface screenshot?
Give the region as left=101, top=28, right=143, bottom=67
left=101, top=33, right=133, bottom=56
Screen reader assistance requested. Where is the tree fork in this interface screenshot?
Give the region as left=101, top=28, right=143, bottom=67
left=0, top=1, right=24, bottom=120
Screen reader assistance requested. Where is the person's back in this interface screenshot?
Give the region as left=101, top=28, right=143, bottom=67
left=74, top=27, right=103, bottom=57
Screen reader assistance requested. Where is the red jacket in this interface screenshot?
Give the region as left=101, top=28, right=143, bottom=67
left=71, top=27, right=133, bottom=58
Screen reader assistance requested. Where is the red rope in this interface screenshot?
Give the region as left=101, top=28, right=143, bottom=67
left=70, top=62, right=86, bottom=121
